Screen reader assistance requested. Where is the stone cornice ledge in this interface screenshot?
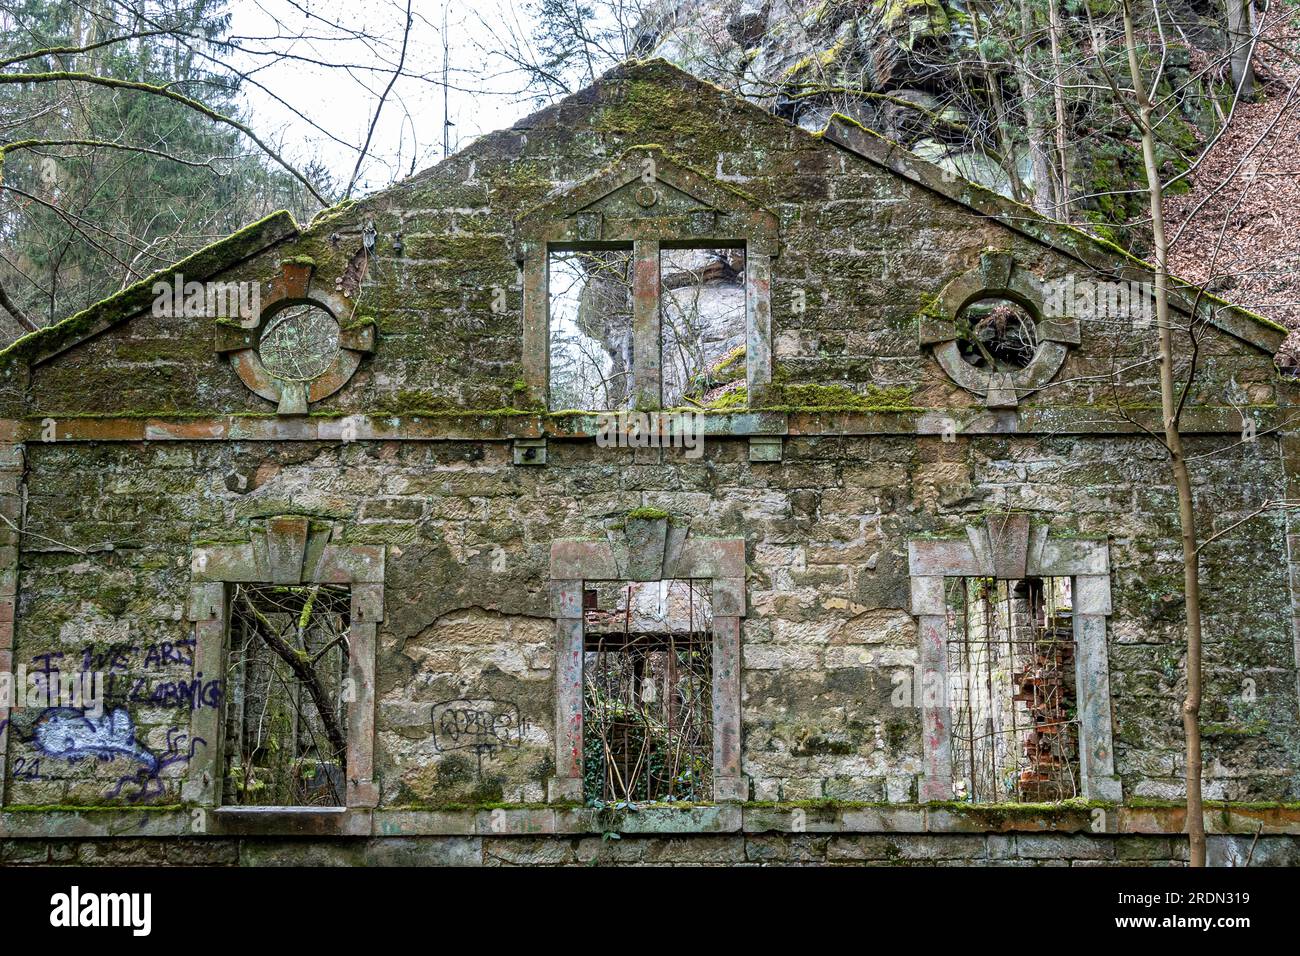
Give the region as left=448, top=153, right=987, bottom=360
left=3, top=804, right=1299, bottom=839
left=0, top=404, right=1283, bottom=443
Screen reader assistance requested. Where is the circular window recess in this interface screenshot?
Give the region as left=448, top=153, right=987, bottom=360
left=955, top=297, right=1039, bottom=372
left=259, top=303, right=341, bottom=382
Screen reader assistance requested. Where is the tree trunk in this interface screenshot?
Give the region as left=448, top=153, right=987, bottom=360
left=970, top=1, right=1028, bottom=204
left=1227, top=0, right=1256, bottom=99
left=1017, top=0, right=1056, bottom=215
left=1123, top=0, right=1207, bottom=868
left=1047, top=0, right=1072, bottom=214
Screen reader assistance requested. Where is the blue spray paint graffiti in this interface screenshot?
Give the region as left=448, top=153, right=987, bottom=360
left=33, top=707, right=158, bottom=771
left=30, top=707, right=206, bottom=802
left=106, top=726, right=206, bottom=801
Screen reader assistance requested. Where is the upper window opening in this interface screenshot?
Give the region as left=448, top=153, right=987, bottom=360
left=945, top=576, right=1077, bottom=803
left=259, top=303, right=340, bottom=383
left=661, top=247, right=746, bottom=409
left=548, top=248, right=634, bottom=411
left=224, top=583, right=351, bottom=807
left=583, top=579, right=713, bottom=803
left=956, top=297, right=1039, bottom=372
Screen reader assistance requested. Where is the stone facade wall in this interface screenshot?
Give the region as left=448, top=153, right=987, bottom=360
left=5, top=429, right=1295, bottom=808
left=1, top=61, right=1297, bottom=862
left=7, top=63, right=1281, bottom=422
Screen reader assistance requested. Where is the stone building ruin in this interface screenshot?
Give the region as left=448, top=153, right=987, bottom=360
left=0, top=60, right=1298, bottom=866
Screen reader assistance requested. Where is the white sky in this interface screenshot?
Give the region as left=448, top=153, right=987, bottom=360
left=227, top=0, right=570, bottom=197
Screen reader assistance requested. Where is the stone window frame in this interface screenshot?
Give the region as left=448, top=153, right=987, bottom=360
left=908, top=516, right=1122, bottom=802
left=214, top=260, right=376, bottom=415
left=184, top=516, right=383, bottom=810
left=548, top=518, right=746, bottom=802
left=515, top=147, right=779, bottom=411
left=917, top=251, right=1080, bottom=409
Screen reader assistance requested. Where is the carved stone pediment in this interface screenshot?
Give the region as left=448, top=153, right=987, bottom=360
left=515, top=147, right=778, bottom=255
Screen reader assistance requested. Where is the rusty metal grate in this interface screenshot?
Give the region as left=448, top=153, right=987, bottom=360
left=583, top=579, right=713, bottom=803
left=223, top=583, right=350, bottom=807
left=945, top=576, right=1079, bottom=803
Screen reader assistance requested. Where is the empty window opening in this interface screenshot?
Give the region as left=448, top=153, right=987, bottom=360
left=260, top=303, right=340, bottom=382
left=224, top=583, right=351, bottom=807
left=582, top=579, right=713, bottom=803
left=945, top=576, right=1078, bottom=803
left=660, top=247, right=746, bottom=408
left=548, top=248, right=634, bottom=411
left=956, top=297, right=1039, bottom=372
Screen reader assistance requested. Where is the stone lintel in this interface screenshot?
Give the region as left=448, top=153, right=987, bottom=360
left=551, top=539, right=618, bottom=580
left=1029, top=537, right=1109, bottom=576
left=908, top=539, right=984, bottom=578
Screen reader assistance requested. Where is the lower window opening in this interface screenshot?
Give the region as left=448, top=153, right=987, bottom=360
left=945, top=576, right=1078, bottom=803
left=582, top=579, right=713, bottom=803
left=223, top=583, right=351, bottom=807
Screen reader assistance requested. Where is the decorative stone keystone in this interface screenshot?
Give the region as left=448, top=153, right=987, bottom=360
left=986, top=514, right=1031, bottom=580
left=266, top=515, right=310, bottom=583
left=623, top=516, right=669, bottom=580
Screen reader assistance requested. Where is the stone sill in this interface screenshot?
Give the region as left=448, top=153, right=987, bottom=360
left=3, top=803, right=1298, bottom=839
left=0, top=404, right=1276, bottom=443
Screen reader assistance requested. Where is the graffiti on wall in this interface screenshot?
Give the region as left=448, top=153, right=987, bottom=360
left=26, top=707, right=206, bottom=802
left=432, top=698, right=525, bottom=754
left=6, top=634, right=216, bottom=801
left=29, top=639, right=222, bottom=712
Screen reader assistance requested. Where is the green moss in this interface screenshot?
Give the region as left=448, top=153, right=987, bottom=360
left=487, top=161, right=555, bottom=208
left=763, top=382, right=920, bottom=412
left=782, top=36, right=850, bottom=83
left=625, top=506, right=671, bottom=521
left=279, top=255, right=316, bottom=268
left=592, top=79, right=752, bottom=163
left=1201, top=721, right=1269, bottom=736
left=712, top=346, right=746, bottom=380
left=306, top=197, right=357, bottom=230
left=701, top=386, right=749, bottom=410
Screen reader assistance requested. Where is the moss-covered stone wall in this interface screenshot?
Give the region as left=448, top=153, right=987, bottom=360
left=1, top=61, right=1296, bottom=855
left=5, top=430, right=1295, bottom=808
